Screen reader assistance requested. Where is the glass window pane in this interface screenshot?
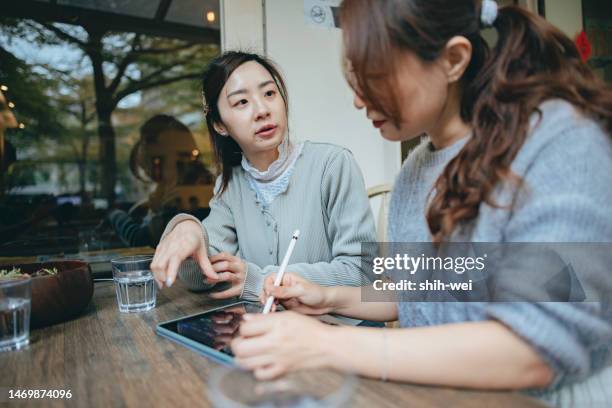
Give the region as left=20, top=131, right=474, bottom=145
left=165, top=0, right=220, bottom=29
left=583, top=0, right=612, bottom=83
left=57, top=0, right=160, bottom=19
left=0, top=15, right=219, bottom=256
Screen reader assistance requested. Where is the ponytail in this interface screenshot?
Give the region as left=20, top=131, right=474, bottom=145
left=426, top=5, right=612, bottom=241
left=341, top=0, right=612, bottom=242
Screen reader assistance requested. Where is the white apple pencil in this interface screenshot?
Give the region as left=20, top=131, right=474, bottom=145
left=262, top=230, right=300, bottom=314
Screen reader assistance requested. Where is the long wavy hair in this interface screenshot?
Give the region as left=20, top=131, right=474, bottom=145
left=341, top=0, right=612, bottom=242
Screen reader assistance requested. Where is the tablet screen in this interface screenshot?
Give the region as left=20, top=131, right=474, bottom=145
left=158, top=302, right=263, bottom=357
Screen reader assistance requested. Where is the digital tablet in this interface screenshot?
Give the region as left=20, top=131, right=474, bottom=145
left=156, top=301, right=261, bottom=365
left=156, top=301, right=349, bottom=365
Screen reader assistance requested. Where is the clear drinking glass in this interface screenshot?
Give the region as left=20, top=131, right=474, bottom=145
left=111, top=255, right=156, bottom=313
left=0, top=275, right=32, bottom=352
left=208, top=367, right=357, bottom=408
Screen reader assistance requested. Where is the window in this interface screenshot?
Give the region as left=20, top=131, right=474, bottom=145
left=0, top=1, right=220, bottom=253
left=583, top=0, right=612, bottom=83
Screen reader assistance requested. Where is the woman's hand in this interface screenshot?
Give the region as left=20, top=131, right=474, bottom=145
left=232, top=311, right=333, bottom=380
left=260, top=273, right=334, bottom=315
left=208, top=252, right=247, bottom=299
left=151, top=220, right=217, bottom=288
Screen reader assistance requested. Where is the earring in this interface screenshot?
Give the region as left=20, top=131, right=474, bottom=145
left=213, top=126, right=227, bottom=136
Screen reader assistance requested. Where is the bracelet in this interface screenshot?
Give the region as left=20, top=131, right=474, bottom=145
left=381, top=328, right=389, bottom=382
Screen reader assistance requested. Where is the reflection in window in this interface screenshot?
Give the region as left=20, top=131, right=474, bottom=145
left=0, top=3, right=219, bottom=253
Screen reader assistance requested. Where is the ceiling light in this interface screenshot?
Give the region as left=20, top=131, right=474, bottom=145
left=206, top=11, right=215, bottom=23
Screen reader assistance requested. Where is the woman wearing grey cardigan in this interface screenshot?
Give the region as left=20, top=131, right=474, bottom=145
left=151, top=51, right=376, bottom=301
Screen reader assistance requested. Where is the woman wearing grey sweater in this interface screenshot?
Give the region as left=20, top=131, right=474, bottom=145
left=230, top=0, right=612, bottom=404
left=151, top=51, right=376, bottom=301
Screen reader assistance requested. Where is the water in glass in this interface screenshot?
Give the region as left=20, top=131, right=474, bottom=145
left=0, top=297, right=31, bottom=351
left=114, top=270, right=156, bottom=313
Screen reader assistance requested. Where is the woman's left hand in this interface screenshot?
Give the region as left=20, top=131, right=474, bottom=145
left=209, top=252, right=247, bottom=299
left=231, top=311, right=331, bottom=380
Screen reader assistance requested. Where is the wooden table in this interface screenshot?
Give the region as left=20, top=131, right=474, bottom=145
left=0, top=279, right=548, bottom=407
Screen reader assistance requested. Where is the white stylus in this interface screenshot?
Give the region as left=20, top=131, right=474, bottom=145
left=262, top=230, right=300, bottom=314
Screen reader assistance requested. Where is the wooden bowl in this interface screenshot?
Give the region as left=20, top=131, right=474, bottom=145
left=0, top=261, right=94, bottom=329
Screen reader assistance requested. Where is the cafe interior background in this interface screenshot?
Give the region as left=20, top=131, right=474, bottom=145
left=0, top=0, right=611, bottom=258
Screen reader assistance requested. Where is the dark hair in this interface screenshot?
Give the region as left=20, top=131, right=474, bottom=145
left=129, top=114, right=193, bottom=182
left=201, top=51, right=289, bottom=195
left=341, top=0, right=612, bottom=242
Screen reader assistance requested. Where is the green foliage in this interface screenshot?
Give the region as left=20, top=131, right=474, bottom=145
left=1, top=17, right=219, bottom=197
left=0, top=47, right=65, bottom=140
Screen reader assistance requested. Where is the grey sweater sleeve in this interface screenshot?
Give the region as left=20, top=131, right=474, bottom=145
left=484, top=122, right=612, bottom=389
left=108, top=209, right=153, bottom=247
left=159, top=177, right=236, bottom=290
left=241, top=149, right=377, bottom=300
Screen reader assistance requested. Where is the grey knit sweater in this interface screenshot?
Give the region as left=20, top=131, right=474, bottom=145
left=161, top=141, right=376, bottom=301
left=391, top=100, right=612, bottom=398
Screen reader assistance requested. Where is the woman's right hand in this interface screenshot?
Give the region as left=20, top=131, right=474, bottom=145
left=260, top=273, right=335, bottom=315
left=151, top=220, right=217, bottom=288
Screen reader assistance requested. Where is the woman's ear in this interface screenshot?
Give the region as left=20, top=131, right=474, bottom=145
left=441, top=36, right=473, bottom=84
left=213, top=122, right=229, bottom=136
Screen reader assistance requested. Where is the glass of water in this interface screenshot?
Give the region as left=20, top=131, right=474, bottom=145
left=0, top=275, right=31, bottom=352
left=111, top=255, right=156, bottom=313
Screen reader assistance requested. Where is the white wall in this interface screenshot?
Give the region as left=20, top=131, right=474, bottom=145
left=517, top=0, right=539, bottom=12
left=220, top=0, right=265, bottom=53
left=220, top=0, right=401, bottom=190
left=544, top=0, right=583, bottom=38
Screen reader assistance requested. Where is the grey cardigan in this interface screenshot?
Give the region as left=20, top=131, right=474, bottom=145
left=161, top=141, right=377, bottom=301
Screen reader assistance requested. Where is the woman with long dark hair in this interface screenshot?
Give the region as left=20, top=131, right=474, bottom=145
left=231, top=0, right=612, bottom=401
left=151, top=52, right=376, bottom=301
left=108, top=115, right=203, bottom=247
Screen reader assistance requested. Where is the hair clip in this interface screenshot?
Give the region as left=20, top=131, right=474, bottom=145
left=481, top=0, right=498, bottom=28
